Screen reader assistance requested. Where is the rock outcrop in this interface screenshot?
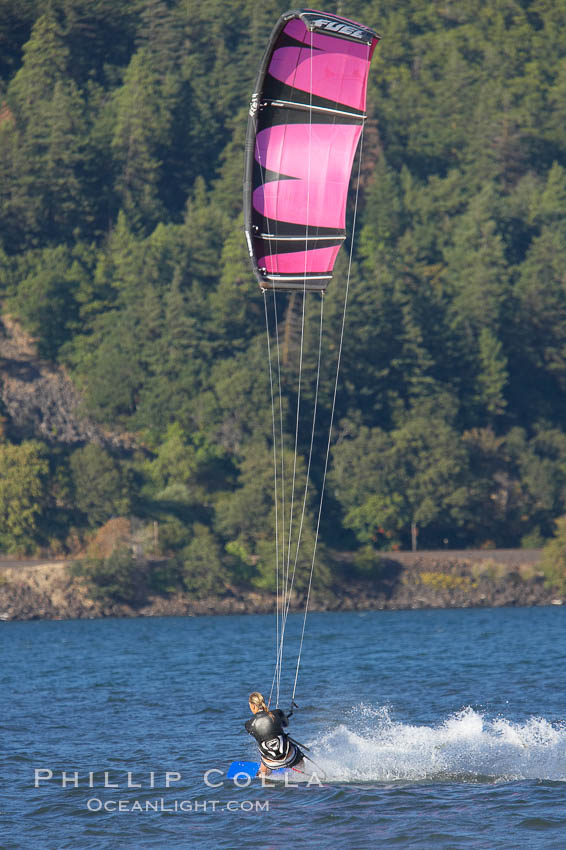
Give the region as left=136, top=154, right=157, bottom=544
left=0, top=314, right=136, bottom=450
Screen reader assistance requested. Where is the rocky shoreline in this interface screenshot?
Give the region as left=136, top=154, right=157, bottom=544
left=0, top=549, right=562, bottom=622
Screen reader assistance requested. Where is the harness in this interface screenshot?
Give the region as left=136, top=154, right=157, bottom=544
left=245, top=704, right=326, bottom=778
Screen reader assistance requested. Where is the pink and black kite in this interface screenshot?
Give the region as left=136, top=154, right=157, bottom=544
left=244, top=9, right=380, bottom=292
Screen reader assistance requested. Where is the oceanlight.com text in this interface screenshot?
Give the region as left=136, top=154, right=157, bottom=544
left=86, top=798, right=269, bottom=813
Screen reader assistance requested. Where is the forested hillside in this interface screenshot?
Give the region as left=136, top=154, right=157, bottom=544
left=1, top=0, right=566, bottom=592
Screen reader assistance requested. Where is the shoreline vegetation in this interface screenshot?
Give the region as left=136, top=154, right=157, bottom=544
left=0, top=549, right=562, bottom=623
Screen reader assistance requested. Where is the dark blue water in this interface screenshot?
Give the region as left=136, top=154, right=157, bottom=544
left=2, top=607, right=565, bottom=849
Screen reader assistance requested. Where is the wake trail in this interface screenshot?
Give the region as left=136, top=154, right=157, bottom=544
left=306, top=705, right=566, bottom=783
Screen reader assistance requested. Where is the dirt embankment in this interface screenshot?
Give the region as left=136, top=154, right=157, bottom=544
left=0, top=549, right=562, bottom=622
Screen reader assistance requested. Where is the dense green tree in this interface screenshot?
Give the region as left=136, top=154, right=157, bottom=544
left=136, top=0, right=182, bottom=78
left=9, top=244, right=90, bottom=359
left=181, top=523, right=229, bottom=596
left=61, top=0, right=139, bottom=85
left=516, top=429, right=566, bottom=541
left=111, top=48, right=172, bottom=230
left=330, top=402, right=469, bottom=550
left=461, top=427, right=529, bottom=547
left=0, top=440, right=49, bottom=552
left=214, top=442, right=329, bottom=590
left=476, top=327, right=508, bottom=420
left=70, top=444, right=130, bottom=526
left=1, top=9, right=92, bottom=246
left=8, top=9, right=69, bottom=110
left=511, top=222, right=566, bottom=423
left=143, top=422, right=233, bottom=511
left=541, top=515, right=566, bottom=594
left=0, top=0, right=35, bottom=83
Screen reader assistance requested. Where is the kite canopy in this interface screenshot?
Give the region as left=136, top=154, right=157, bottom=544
left=244, top=9, right=380, bottom=292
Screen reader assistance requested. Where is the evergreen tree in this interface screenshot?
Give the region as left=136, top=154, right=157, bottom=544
left=0, top=1, right=35, bottom=83
left=70, top=444, right=130, bottom=526
left=9, top=244, right=89, bottom=359
left=2, top=9, right=90, bottom=246
left=476, top=327, right=508, bottom=420
left=111, top=47, right=176, bottom=230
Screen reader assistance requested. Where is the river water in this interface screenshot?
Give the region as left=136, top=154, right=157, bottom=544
left=2, top=607, right=565, bottom=848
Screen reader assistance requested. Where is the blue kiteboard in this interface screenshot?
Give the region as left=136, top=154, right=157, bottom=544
left=227, top=760, right=289, bottom=780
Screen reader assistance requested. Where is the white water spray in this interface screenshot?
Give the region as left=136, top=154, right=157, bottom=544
left=307, top=705, right=566, bottom=783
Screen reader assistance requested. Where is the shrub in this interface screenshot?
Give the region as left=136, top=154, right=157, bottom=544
left=154, top=517, right=191, bottom=553
left=470, top=559, right=507, bottom=582
left=147, top=559, right=183, bottom=595
left=541, top=516, right=566, bottom=594
left=419, top=572, right=476, bottom=591
left=353, top=545, right=386, bottom=578
left=72, top=546, right=148, bottom=604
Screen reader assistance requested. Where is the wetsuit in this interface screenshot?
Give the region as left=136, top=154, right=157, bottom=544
left=245, top=709, right=304, bottom=771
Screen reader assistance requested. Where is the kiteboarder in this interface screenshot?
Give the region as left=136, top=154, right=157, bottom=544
left=245, top=692, right=304, bottom=775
